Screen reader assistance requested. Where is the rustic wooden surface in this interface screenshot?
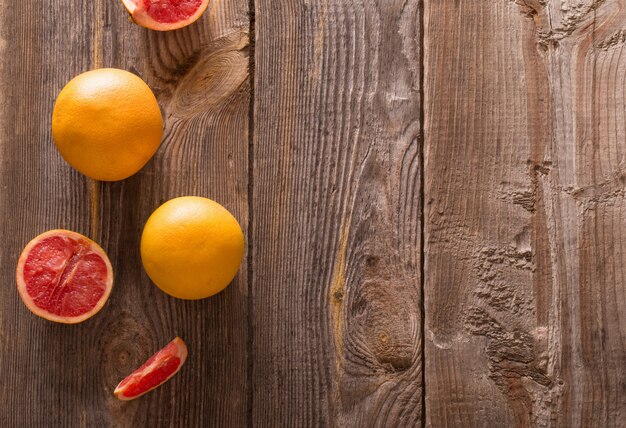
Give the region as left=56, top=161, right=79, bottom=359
left=252, top=0, right=422, bottom=425
left=424, top=0, right=626, bottom=427
left=0, top=0, right=250, bottom=426
left=0, top=0, right=625, bottom=427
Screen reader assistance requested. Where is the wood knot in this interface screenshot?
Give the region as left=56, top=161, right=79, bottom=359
left=365, top=255, right=379, bottom=268
left=169, top=31, right=249, bottom=119
left=342, top=281, right=419, bottom=374
left=98, top=314, right=154, bottom=392
left=373, top=329, right=414, bottom=372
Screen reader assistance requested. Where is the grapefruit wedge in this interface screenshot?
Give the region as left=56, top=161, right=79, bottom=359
left=15, top=229, right=114, bottom=324
left=114, top=337, right=188, bottom=400
left=121, top=0, right=210, bottom=31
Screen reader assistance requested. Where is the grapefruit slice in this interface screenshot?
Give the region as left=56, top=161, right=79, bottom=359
left=120, top=0, right=210, bottom=31
left=114, top=337, right=188, bottom=400
left=15, top=229, right=114, bottom=324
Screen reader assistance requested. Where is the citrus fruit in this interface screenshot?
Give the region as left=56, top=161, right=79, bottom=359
left=114, top=337, right=188, bottom=400
left=120, top=0, right=210, bottom=31
left=15, top=229, right=114, bottom=324
left=52, top=68, right=163, bottom=181
left=140, top=196, right=244, bottom=300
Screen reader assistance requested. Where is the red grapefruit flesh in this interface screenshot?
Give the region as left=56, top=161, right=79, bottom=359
left=121, top=0, right=210, bottom=31
left=114, top=337, right=188, bottom=400
left=15, top=229, right=114, bottom=324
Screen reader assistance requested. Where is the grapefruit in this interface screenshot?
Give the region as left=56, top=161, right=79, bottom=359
left=120, top=0, right=210, bottom=31
left=114, top=337, right=188, bottom=400
left=15, top=230, right=114, bottom=324
left=140, top=196, right=244, bottom=300
left=52, top=68, right=163, bottom=181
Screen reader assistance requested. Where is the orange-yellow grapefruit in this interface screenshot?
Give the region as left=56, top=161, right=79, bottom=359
left=52, top=68, right=163, bottom=181
left=140, top=196, right=244, bottom=299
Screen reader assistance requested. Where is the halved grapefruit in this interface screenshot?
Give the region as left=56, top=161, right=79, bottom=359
left=120, top=0, right=210, bottom=31
left=15, top=229, right=114, bottom=324
left=114, top=337, right=188, bottom=400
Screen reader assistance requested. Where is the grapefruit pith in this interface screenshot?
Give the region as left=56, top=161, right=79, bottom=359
left=15, top=229, right=114, bottom=324
left=114, top=337, right=188, bottom=400
left=121, top=0, right=210, bottom=31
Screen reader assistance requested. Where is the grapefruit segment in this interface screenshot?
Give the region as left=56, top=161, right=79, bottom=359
left=121, top=0, right=210, bottom=31
left=15, top=229, right=113, bottom=324
left=114, top=337, right=188, bottom=400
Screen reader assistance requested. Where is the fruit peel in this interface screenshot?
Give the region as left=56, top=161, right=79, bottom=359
left=120, top=0, right=210, bottom=32
left=15, top=229, right=114, bottom=324
left=114, top=337, right=188, bottom=401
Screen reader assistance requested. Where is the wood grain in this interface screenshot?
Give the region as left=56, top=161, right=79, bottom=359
left=252, top=0, right=422, bottom=425
left=3, top=0, right=626, bottom=425
left=0, top=1, right=97, bottom=426
left=424, top=0, right=626, bottom=426
left=0, top=0, right=250, bottom=426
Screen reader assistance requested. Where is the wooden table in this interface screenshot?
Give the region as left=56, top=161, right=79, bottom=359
left=1, top=0, right=625, bottom=426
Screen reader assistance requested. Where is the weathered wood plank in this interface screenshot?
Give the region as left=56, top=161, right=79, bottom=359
left=0, top=0, right=250, bottom=425
left=0, top=1, right=97, bottom=425
left=252, top=0, right=422, bottom=425
left=424, top=0, right=626, bottom=426
left=96, top=0, right=250, bottom=425
left=536, top=1, right=626, bottom=424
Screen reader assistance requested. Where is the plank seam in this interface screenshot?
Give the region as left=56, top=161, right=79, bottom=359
left=90, top=0, right=105, bottom=241
left=246, top=0, right=256, bottom=426
left=418, top=0, right=426, bottom=426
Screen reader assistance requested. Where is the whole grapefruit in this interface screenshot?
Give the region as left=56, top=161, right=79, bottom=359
left=52, top=68, right=163, bottom=181
left=140, top=196, right=244, bottom=299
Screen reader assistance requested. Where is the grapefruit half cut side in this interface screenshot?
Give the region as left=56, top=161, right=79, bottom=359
left=15, top=229, right=114, bottom=324
left=114, top=337, right=188, bottom=400
left=121, top=0, right=210, bottom=31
